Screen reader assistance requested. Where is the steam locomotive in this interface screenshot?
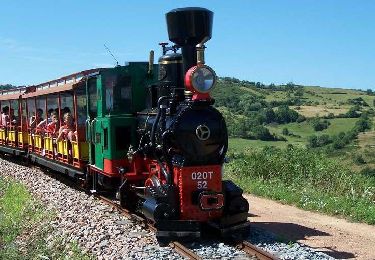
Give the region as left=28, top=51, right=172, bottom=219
left=0, top=7, right=249, bottom=242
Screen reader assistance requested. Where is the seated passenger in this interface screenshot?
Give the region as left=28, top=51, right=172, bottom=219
left=29, top=109, right=43, bottom=131
left=9, top=109, right=17, bottom=126
left=37, top=108, right=54, bottom=129
left=46, top=111, right=59, bottom=136
left=1, top=106, right=9, bottom=127
left=62, top=107, right=71, bottom=114
left=57, top=112, right=76, bottom=142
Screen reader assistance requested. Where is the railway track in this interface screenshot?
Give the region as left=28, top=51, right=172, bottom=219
left=96, top=194, right=279, bottom=260
left=25, top=164, right=277, bottom=259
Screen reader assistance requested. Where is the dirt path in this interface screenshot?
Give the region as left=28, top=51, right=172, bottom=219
left=244, top=194, right=375, bottom=260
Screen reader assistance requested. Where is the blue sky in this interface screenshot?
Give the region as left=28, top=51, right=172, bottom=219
left=0, top=1, right=374, bottom=89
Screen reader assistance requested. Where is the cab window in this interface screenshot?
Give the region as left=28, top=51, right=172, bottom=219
left=104, top=74, right=131, bottom=113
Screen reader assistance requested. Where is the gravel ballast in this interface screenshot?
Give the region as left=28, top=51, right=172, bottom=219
left=0, top=156, right=336, bottom=259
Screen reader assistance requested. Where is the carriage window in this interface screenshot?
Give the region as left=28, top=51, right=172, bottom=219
left=60, top=92, right=74, bottom=132
left=22, top=99, right=27, bottom=127
left=30, top=96, right=46, bottom=129
left=27, top=98, right=35, bottom=129
left=1, top=101, right=10, bottom=127
left=36, top=96, right=46, bottom=120
left=10, top=99, right=19, bottom=126
left=47, top=94, right=58, bottom=118
left=1, top=101, right=9, bottom=115
left=60, top=92, right=73, bottom=115
left=75, top=85, right=87, bottom=126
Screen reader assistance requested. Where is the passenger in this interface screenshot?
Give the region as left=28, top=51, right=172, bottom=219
left=57, top=112, right=76, bottom=141
left=37, top=108, right=54, bottom=129
left=36, top=108, right=55, bottom=132
left=62, top=107, right=71, bottom=114
left=1, top=106, right=9, bottom=127
left=9, top=108, right=17, bottom=126
left=46, top=111, right=59, bottom=136
left=29, top=109, right=43, bottom=130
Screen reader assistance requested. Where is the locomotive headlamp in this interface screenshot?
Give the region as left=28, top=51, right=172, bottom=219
left=185, top=65, right=217, bottom=94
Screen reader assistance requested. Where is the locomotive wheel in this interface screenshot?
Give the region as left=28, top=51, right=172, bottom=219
left=119, top=180, right=137, bottom=210
left=145, top=175, right=162, bottom=190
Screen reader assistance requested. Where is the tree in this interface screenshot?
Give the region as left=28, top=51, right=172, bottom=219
left=285, top=82, right=295, bottom=92
left=308, top=135, right=318, bottom=148
left=294, top=86, right=304, bottom=97
left=345, top=106, right=360, bottom=118
left=354, top=115, right=372, bottom=132
left=275, top=105, right=299, bottom=124
left=311, top=118, right=330, bottom=131
left=251, top=125, right=275, bottom=141
left=261, top=108, right=276, bottom=124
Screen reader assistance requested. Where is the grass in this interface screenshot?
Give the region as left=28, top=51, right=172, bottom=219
left=225, top=146, right=375, bottom=224
left=229, top=83, right=374, bottom=108
left=290, top=105, right=349, bottom=118
left=270, top=118, right=358, bottom=137
left=0, top=176, right=92, bottom=260
left=228, top=118, right=359, bottom=152
left=228, top=138, right=289, bottom=153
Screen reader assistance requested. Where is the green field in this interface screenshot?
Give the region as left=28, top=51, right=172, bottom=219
left=228, top=118, right=359, bottom=152
left=228, top=138, right=287, bottom=153
left=270, top=118, right=358, bottom=142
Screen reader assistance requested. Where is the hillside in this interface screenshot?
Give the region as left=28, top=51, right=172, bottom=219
left=212, top=78, right=375, bottom=173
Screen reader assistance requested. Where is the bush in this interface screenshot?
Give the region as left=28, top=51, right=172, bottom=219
left=275, top=105, right=300, bottom=124
left=360, top=167, right=375, bottom=178
left=311, top=118, right=330, bottom=131
left=308, top=114, right=372, bottom=150
left=354, top=115, right=372, bottom=132
left=326, top=113, right=335, bottom=119
left=345, top=106, right=361, bottom=118
left=353, top=154, right=366, bottom=165
left=296, top=115, right=306, bottom=123
left=250, top=125, right=276, bottom=141
left=261, top=108, right=276, bottom=124
left=247, top=102, right=263, bottom=111
left=331, top=132, right=347, bottom=149
left=347, top=97, right=369, bottom=106
left=308, top=134, right=332, bottom=148
left=282, top=127, right=289, bottom=135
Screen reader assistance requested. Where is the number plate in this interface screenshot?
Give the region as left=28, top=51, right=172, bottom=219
left=191, top=171, right=214, bottom=189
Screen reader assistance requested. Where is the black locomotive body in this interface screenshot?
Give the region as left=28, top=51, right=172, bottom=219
left=129, top=7, right=250, bottom=241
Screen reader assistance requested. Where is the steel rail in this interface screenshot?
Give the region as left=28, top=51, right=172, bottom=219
left=169, top=241, right=202, bottom=260
left=237, top=240, right=280, bottom=260
left=95, top=195, right=200, bottom=260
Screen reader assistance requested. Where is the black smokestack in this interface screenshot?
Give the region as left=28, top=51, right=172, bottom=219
left=166, top=7, right=213, bottom=74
